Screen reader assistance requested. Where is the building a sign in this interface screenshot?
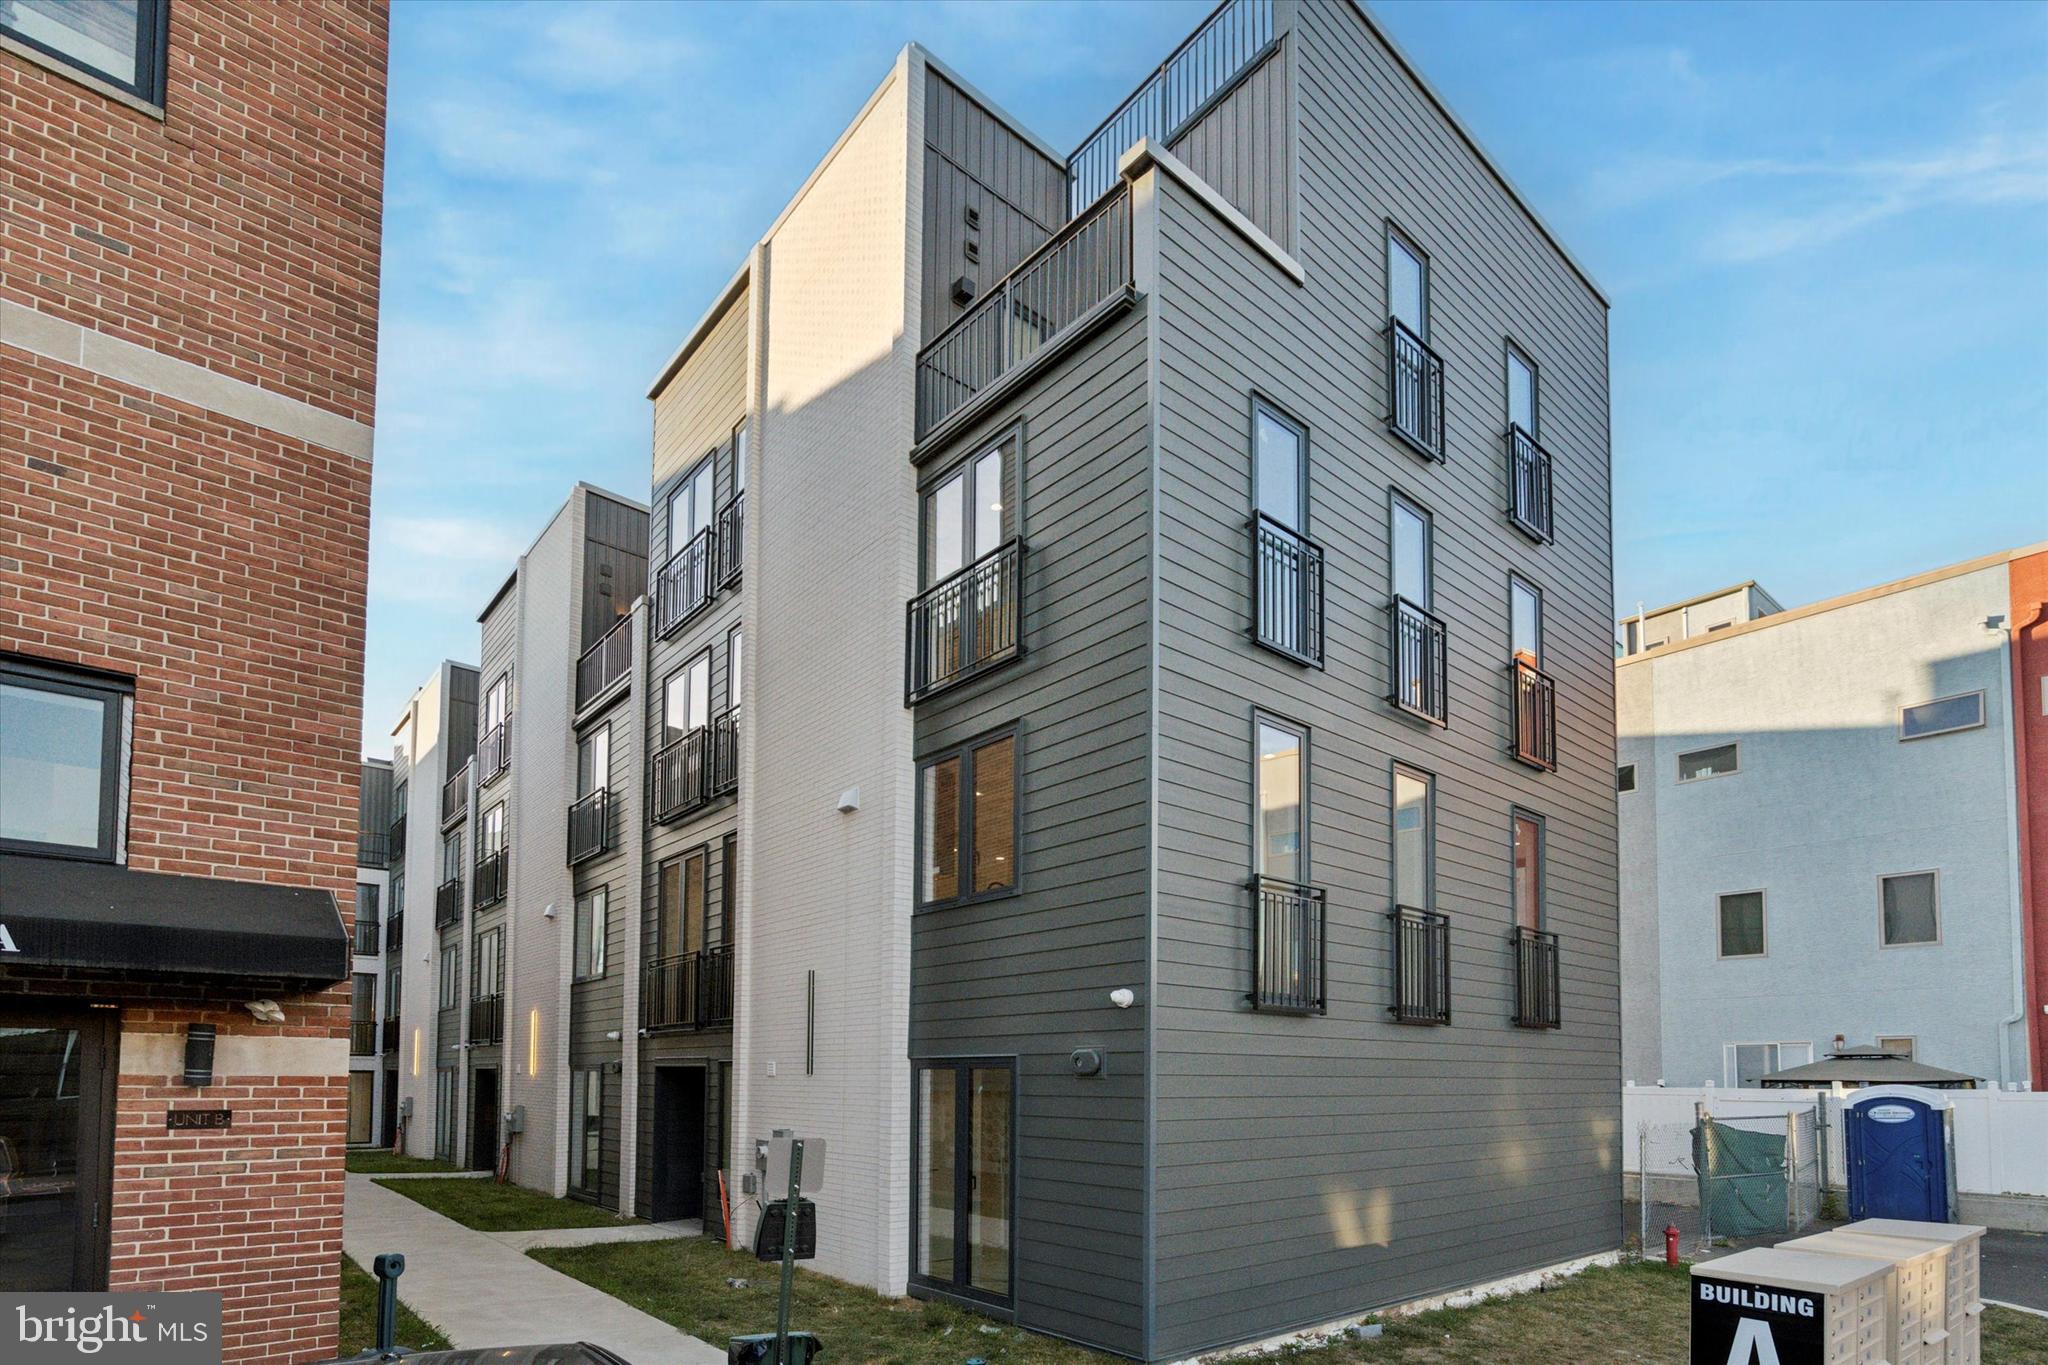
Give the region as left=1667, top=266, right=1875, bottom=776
left=1691, top=1277, right=1822, bottom=1363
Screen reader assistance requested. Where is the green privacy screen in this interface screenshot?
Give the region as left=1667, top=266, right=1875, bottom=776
left=1692, top=1119, right=1789, bottom=1238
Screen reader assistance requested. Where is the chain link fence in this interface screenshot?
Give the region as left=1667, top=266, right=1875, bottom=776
left=1629, top=1100, right=1827, bottom=1258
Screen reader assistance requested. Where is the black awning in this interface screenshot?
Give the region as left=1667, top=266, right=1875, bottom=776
left=0, top=853, right=349, bottom=987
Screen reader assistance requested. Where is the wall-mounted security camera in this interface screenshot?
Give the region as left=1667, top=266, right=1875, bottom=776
left=1110, top=988, right=1135, bottom=1009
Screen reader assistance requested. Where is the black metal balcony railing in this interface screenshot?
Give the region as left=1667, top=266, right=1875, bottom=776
left=473, top=847, right=508, bottom=910
left=1507, top=426, right=1553, bottom=542
left=1512, top=926, right=1561, bottom=1029
left=381, top=1018, right=400, bottom=1053
left=386, top=911, right=403, bottom=954
left=470, top=994, right=503, bottom=1046
left=707, top=707, right=740, bottom=801
left=657, top=526, right=716, bottom=637
left=1250, top=876, right=1326, bottom=1015
left=1389, top=906, right=1451, bottom=1025
left=353, top=915, right=381, bottom=958
left=356, top=830, right=390, bottom=869
left=1511, top=659, right=1558, bottom=771
left=714, top=492, right=744, bottom=590
left=642, top=945, right=736, bottom=1031
left=1388, top=596, right=1449, bottom=726
left=441, top=759, right=472, bottom=828
left=905, top=539, right=1025, bottom=705
left=576, top=615, right=633, bottom=712
left=567, top=788, right=612, bottom=866
left=478, top=719, right=511, bottom=786
left=349, top=1020, right=378, bottom=1056
left=916, top=185, right=1133, bottom=439
left=434, top=877, right=462, bottom=928
left=1251, top=514, right=1325, bottom=666
left=388, top=813, right=408, bottom=858
left=1066, top=0, right=1276, bottom=213
left=1385, top=317, right=1446, bottom=461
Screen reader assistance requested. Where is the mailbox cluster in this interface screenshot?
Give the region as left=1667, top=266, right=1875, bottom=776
left=1690, top=1219, right=1987, bottom=1365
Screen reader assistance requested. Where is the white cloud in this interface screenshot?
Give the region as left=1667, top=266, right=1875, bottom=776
left=379, top=515, right=527, bottom=566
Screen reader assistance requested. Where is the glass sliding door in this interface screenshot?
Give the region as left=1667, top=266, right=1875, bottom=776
left=0, top=1009, right=114, bottom=1291
left=912, top=1059, right=1014, bottom=1307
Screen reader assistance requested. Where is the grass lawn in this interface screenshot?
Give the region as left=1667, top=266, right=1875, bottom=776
left=529, top=1242, right=2048, bottom=1365
left=338, top=1255, right=450, bottom=1355
left=345, top=1149, right=466, bottom=1176
left=374, top=1175, right=639, bottom=1232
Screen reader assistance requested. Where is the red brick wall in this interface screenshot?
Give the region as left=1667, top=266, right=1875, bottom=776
left=1, top=4, right=387, bottom=1360
left=1, top=0, right=388, bottom=424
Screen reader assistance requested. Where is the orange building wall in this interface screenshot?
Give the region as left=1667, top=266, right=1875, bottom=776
left=2012, top=549, right=2048, bottom=1087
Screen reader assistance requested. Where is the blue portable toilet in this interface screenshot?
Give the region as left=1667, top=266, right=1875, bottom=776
left=1844, top=1086, right=1953, bottom=1223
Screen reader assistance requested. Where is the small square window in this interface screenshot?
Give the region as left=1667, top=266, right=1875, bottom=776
left=1900, top=692, right=1985, bottom=741
left=0, top=656, right=131, bottom=861
left=1880, top=872, right=1939, bottom=947
left=1617, top=764, right=1637, bottom=793
left=1717, top=892, right=1765, bottom=958
left=917, top=728, right=1019, bottom=910
left=1678, top=743, right=1738, bottom=782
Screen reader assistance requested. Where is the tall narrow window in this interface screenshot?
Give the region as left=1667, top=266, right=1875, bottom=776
left=1392, top=765, right=1433, bottom=910
left=438, top=946, right=459, bottom=1009
left=1512, top=811, right=1543, bottom=929
left=1391, top=493, right=1431, bottom=610
left=664, top=652, right=711, bottom=743
left=0, top=657, right=129, bottom=861
left=569, top=1069, right=604, bottom=1195
left=1253, top=401, right=1306, bottom=532
left=732, top=419, right=748, bottom=496
left=480, top=803, right=506, bottom=856
left=669, top=457, right=715, bottom=548
left=1387, top=228, right=1427, bottom=339
left=576, top=724, right=610, bottom=798
left=474, top=927, right=502, bottom=998
left=1255, top=719, right=1306, bottom=885
left=1507, top=346, right=1538, bottom=436
left=727, top=626, right=744, bottom=712
left=923, top=438, right=1011, bottom=582
left=1510, top=575, right=1542, bottom=667
left=483, top=675, right=510, bottom=735
left=917, top=730, right=1019, bottom=909
left=658, top=851, right=708, bottom=959
left=1880, top=872, right=1939, bottom=947
left=720, top=832, right=738, bottom=947
left=574, top=887, right=609, bottom=980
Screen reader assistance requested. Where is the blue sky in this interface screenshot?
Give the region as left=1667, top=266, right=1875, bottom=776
left=363, top=0, right=2048, bottom=754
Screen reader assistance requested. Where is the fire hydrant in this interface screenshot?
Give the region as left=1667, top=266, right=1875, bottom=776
left=1664, top=1224, right=1681, bottom=1266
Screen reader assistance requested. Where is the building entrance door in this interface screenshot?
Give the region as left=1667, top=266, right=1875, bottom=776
left=0, top=1007, right=115, bottom=1290
left=651, top=1067, right=705, bottom=1222
left=471, top=1068, right=500, bottom=1173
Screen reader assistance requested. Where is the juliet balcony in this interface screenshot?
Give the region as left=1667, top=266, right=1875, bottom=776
left=1512, top=926, right=1561, bottom=1029
left=434, top=877, right=462, bottom=929
left=714, top=492, right=744, bottom=591
left=1507, top=425, right=1553, bottom=543
left=904, top=540, right=1024, bottom=705
left=567, top=788, right=612, bottom=866
left=657, top=526, right=716, bottom=637
left=478, top=718, right=511, bottom=787
left=1251, top=514, right=1325, bottom=667
left=1385, top=317, right=1446, bottom=461
left=576, top=615, right=633, bottom=712
left=470, top=993, right=504, bottom=1046
left=440, top=759, right=472, bottom=828
left=1388, top=596, right=1449, bottom=726
left=473, top=847, right=508, bottom=911
left=642, top=945, right=735, bottom=1032
left=652, top=708, right=739, bottom=823
left=1389, top=905, right=1451, bottom=1025
left=1511, top=659, right=1557, bottom=771
left=1249, top=876, right=1326, bottom=1016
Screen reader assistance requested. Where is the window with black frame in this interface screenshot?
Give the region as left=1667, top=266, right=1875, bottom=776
left=1250, top=400, right=1323, bottom=665
left=912, top=1059, right=1013, bottom=1306
left=916, top=729, right=1018, bottom=909
left=909, top=429, right=1022, bottom=701
left=1389, top=763, right=1448, bottom=1023
left=574, top=887, right=608, bottom=981
left=0, top=655, right=131, bottom=862
left=568, top=1069, right=604, bottom=1197
left=1, top=0, right=167, bottom=105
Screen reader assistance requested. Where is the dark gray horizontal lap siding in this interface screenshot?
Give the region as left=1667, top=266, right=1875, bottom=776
left=909, top=304, right=1152, bottom=1357
left=1143, top=1, right=1616, bottom=1356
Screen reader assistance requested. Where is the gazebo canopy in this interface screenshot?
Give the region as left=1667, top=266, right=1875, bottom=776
left=1759, top=1046, right=1980, bottom=1090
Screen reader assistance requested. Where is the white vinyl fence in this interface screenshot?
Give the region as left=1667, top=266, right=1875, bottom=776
left=1625, top=1084, right=2048, bottom=1199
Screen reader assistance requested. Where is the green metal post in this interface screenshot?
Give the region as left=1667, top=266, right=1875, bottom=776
left=772, top=1140, right=803, bottom=1365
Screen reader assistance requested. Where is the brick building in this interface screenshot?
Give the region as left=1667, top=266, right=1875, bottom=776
left=1, top=3, right=388, bottom=1360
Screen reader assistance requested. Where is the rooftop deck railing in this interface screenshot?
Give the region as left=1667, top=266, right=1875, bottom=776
left=915, top=186, right=1132, bottom=441
left=1065, top=0, right=1277, bottom=214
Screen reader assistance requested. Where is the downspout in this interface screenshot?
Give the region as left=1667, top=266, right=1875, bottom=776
left=1996, top=622, right=2026, bottom=1087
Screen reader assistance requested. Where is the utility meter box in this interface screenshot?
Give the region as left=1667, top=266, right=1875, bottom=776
left=763, top=1134, right=825, bottom=1196
left=1783, top=1230, right=1954, bottom=1365
left=1845, top=1219, right=1986, bottom=1365
left=1691, top=1248, right=1891, bottom=1365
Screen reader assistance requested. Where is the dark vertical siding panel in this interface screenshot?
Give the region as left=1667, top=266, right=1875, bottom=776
left=1143, top=2, right=1614, bottom=1356
left=908, top=306, right=1152, bottom=1357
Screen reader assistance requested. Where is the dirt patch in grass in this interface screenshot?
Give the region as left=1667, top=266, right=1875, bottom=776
left=338, top=1255, right=450, bottom=1354
left=375, top=1176, right=638, bottom=1232
left=530, top=1236, right=1110, bottom=1364
left=346, top=1150, right=466, bottom=1175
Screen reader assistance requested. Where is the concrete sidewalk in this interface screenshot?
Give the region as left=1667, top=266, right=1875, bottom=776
left=344, top=1174, right=724, bottom=1361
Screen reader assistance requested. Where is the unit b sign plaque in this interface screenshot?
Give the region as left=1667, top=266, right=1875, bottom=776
left=1691, top=1278, right=1822, bottom=1364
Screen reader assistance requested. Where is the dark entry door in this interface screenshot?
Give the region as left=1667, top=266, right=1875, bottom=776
left=1846, top=1094, right=1949, bottom=1222
left=0, top=1007, right=115, bottom=1291
left=651, top=1067, right=705, bottom=1222
left=471, top=1068, right=500, bottom=1173
left=380, top=1068, right=399, bottom=1148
